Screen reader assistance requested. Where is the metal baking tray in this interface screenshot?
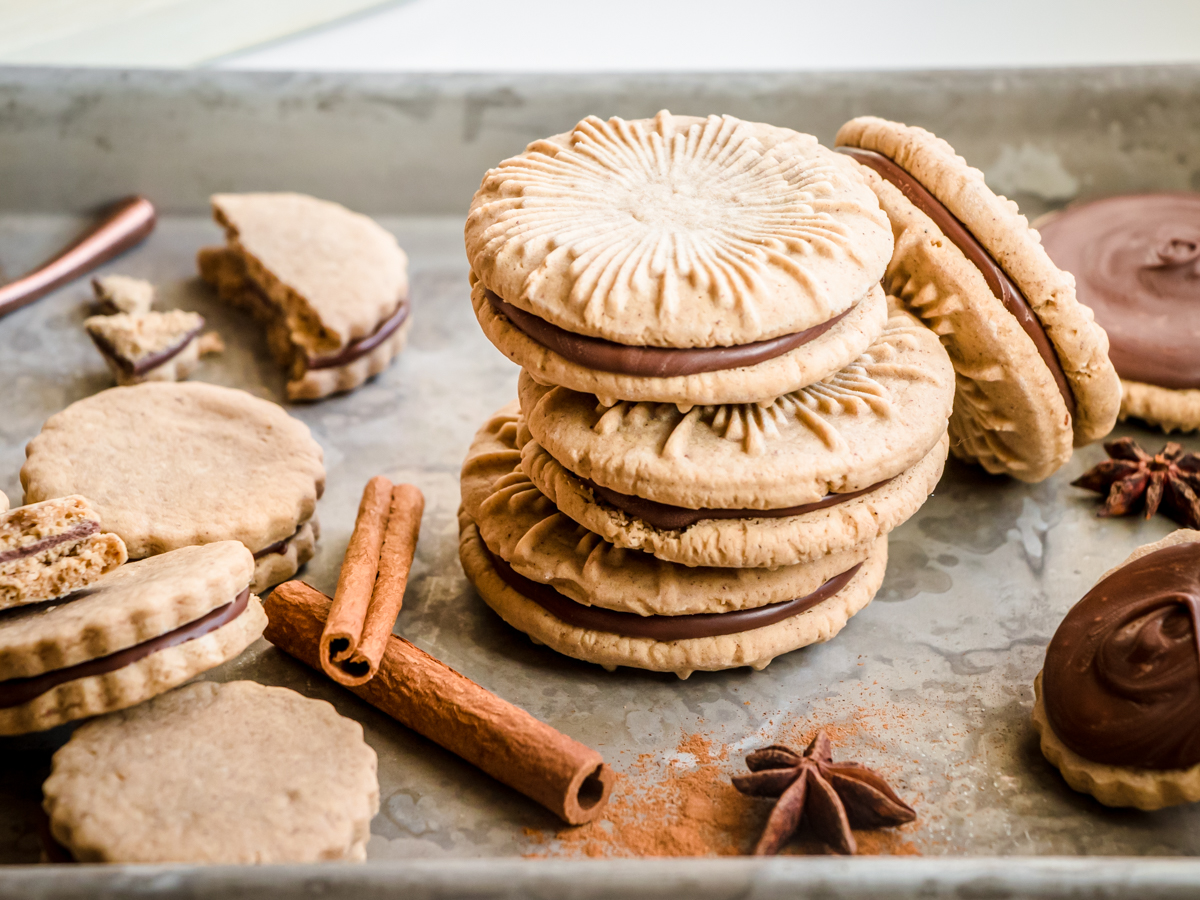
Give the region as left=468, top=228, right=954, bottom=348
left=2, top=65, right=1200, bottom=899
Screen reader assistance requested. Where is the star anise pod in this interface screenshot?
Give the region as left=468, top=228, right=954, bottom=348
left=731, top=731, right=916, bottom=855
left=1072, top=437, right=1200, bottom=529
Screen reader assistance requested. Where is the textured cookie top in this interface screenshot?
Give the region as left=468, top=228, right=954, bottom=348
left=85, top=310, right=204, bottom=366
left=519, top=307, right=955, bottom=509
left=21, top=381, right=325, bottom=558
left=0, top=541, right=252, bottom=680
left=212, top=192, right=408, bottom=353
left=43, top=680, right=379, bottom=864
left=836, top=116, right=1120, bottom=447
left=460, top=403, right=871, bottom=616
left=466, top=111, right=893, bottom=347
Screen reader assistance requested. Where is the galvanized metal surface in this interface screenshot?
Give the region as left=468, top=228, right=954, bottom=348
left=1, top=67, right=1200, bottom=896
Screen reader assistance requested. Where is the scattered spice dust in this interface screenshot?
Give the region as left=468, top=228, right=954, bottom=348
left=525, top=726, right=922, bottom=858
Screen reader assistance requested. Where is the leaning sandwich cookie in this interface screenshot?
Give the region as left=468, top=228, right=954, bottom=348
left=85, top=310, right=222, bottom=386
left=835, top=116, right=1121, bottom=482
left=466, top=111, right=895, bottom=407
left=1036, top=193, right=1200, bottom=434
left=21, top=381, right=324, bottom=593
left=42, top=680, right=378, bottom=862
left=1033, top=529, right=1200, bottom=809
left=0, top=542, right=264, bottom=735
left=198, top=192, right=411, bottom=401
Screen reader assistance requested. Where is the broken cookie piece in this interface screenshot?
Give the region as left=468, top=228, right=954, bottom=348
left=0, top=495, right=128, bottom=610
left=85, top=310, right=219, bottom=385
left=92, top=275, right=155, bottom=316
left=197, top=192, right=411, bottom=401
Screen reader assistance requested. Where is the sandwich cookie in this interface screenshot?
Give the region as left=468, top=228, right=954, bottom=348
left=85, top=310, right=222, bottom=386
left=517, top=308, right=954, bottom=568
left=1036, top=193, right=1200, bottom=434
left=43, top=680, right=379, bottom=862
left=466, top=111, right=894, bottom=406
left=21, top=381, right=324, bottom=593
left=0, top=542, right=265, bottom=735
left=835, top=116, right=1120, bottom=482
left=1, top=496, right=127, bottom=610
left=198, top=192, right=411, bottom=401
left=459, top=404, right=887, bottom=677
left=1033, top=529, right=1200, bottom=809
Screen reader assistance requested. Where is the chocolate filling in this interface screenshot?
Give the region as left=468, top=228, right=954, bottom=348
left=1043, top=542, right=1200, bottom=770
left=487, top=291, right=853, bottom=378
left=0, top=587, right=251, bottom=710
left=88, top=322, right=205, bottom=376
left=0, top=521, right=100, bottom=565
left=1038, top=193, right=1200, bottom=390
left=489, top=551, right=860, bottom=641
left=253, top=526, right=301, bottom=560
left=308, top=299, right=411, bottom=370
left=836, top=146, right=1076, bottom=418
left=586, top=477, right=895, bottom=530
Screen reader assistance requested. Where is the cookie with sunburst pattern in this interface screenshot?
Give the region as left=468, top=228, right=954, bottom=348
left=466, top=111, right=894, bottom=405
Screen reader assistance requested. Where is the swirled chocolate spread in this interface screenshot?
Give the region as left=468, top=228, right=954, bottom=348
left=836, top=146, right=1076, bottom=418
left=1037, top=194, right=1200, bottom=390
left=487, top=291, right=852, bottom=378
left=0, top=587, right=251, bottom=709
left=490, top=552, right=860, bottom=641
left=1043, top=541, right=1200, bottom=770
left=587, top=477, right=894, bottom=530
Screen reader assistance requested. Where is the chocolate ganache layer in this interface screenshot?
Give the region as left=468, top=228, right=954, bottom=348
left=587, top=477, right=894, bottom=530
left=88, top=322, right=205, bottom=376
left=1043, top=541, right=1200, bottom=770
left=0, top=587, right=251, bottom=709
left=1038, top=194, right=1200, bottom=391
left=836, top=146, right=1076, bottom=418
left=490, top=551, right=860, bottom=641
left=487, top=291, right=853, bottom=378
left=0, top=521, right=100, bottom=565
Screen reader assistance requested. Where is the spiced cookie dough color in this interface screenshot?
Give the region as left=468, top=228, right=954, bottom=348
left=1037, top=194, right=1200, bottom=433
left=1033, top=530, right=1200, bottom=809
left=466, top=111, right=895, bottom=406
left=21, top=381, right=325, bottom=593
left=835, top=117, right=1120, bottom=482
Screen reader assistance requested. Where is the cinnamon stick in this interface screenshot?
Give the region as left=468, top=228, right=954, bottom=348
left=320, top=476, right=392, bottom=685
left=264, top=581, right=614, bottom=825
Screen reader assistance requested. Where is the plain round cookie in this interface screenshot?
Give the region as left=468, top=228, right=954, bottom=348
left=0, top=542, right=264, bottom=735
left=474, top=278, right=889, bottom=406
left=43, top=680, right=379, bottom=863
left=518, top=307, right=954, bottom=510
left=460, top=512, right=886, bottom=678
left=21, top=381, right=325, bottom=559
left=1119, top=380, right=1200, bottom=434
left=836, top=116, right=1120, bottom=482
left=466, top=110, right=893, bottom=348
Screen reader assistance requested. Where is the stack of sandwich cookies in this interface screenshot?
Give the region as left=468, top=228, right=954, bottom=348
left=459, top=112, right=958, bottom=675
left=0, top=542, right=265, bottom=735
left=21, top=381, right=324, bottom=593
left=834, top=117, right=1120, bottom=482
left=199, top=192, right=412, bottom=401
left=1, top=496, right=127, bottom=609
left=1036, top=193, right=1200, bottom=434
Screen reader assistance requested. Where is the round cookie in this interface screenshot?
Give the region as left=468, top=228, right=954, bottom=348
left=517, top=307, right=954, bottom=515
left=466, top=110, right=894, bottom=405
left=21, top=381, right=324, bottom=589
left=835, top=116, right=1120, bottom=483
left=0, top=542, right=264, bottom=735
left=43, top=680, right=379, bottom=863
left=460, top=510, right=887, bottom=679
left=460, top=405, right=874, bottom=616
left=1032, top=529, right=1200, bottom=809
left=1036, top=194, right=1200, bottom=434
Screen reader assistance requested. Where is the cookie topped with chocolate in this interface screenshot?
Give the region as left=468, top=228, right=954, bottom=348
left=836, top=116, right=1121, bottom=483
left=1038, top=193, right=1200, bottom=434
left=1033, top=529, right=1200, bottom=809
left=466, top=111, right=894, bottom=406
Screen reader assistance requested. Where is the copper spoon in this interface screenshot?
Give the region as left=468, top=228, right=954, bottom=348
left=0, top=196, right=156, bottom=320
